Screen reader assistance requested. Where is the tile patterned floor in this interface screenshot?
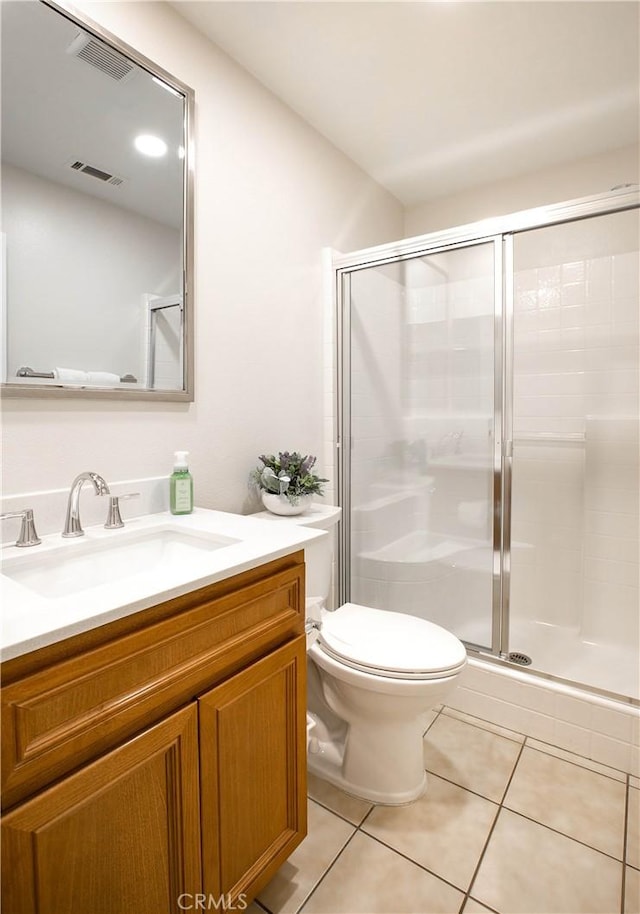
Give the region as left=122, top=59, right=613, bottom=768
left=251, top=707, right=640, bottom=914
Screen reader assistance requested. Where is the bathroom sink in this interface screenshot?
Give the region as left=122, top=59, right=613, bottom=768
left=1, top=507, right=326, bottom=662
left=1, top=527, right=240, bottom=599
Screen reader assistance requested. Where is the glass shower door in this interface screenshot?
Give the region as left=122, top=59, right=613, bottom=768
left=342, top=239, right=501, bottom=650
left=509, top=209, right=640, bottom=697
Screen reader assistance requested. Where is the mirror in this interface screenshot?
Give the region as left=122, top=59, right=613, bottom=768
left=1, top=0, right=194, bottom=401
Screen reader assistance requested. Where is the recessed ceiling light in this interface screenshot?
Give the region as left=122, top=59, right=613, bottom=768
left=134, top=134, right=167, bottom=157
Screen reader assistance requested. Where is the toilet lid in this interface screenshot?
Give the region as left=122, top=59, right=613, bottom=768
left=318, top=603, right=467, bottom=679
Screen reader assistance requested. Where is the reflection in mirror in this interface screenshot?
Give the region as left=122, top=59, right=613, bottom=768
left=1, top=0, right=194, bottom=400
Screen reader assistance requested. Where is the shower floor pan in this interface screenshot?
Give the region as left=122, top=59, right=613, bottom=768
left=506, top=618, right=639, bottom=702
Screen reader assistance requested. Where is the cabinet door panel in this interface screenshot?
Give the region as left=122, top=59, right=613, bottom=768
left=2, top=557, right=303, bottom=810
left=199, top=635, right=307, bottom=905
left=1, top=705, right=201, bottom=914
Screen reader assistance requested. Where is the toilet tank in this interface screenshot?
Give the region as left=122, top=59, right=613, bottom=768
left=253, top=504, right=342, bottom=606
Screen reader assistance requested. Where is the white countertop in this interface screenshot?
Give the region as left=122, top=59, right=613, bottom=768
left=0, top=508, right=324, bottom=661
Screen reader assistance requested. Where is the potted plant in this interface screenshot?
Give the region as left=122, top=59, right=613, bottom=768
left=252, top=451, right=328, bottom=515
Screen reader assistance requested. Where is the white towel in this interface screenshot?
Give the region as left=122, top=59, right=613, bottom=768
left=85, top=371, right=120, bottom=386
left=53, top=367, right=88, bottom=383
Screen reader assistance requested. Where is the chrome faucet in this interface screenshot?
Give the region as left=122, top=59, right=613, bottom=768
left=1, top=509, right=41, bottom=547
left=62, top=472, right=110, bottom=538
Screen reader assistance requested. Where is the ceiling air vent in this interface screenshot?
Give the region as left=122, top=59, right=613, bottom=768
left=66, top=31, right=135, bottom=83
left=68, top=160, right=125, bottom=187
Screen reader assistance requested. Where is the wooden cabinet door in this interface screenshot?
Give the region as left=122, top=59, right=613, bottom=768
left=199, top=635, right=307, bottom=906
left=1, top=705, right=201, bottom=914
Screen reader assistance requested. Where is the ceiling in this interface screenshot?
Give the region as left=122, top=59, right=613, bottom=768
left=172, top=0, right=640, bottom=207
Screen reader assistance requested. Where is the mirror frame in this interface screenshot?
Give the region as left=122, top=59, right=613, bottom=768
left=1, top=0, right=195, bottom=402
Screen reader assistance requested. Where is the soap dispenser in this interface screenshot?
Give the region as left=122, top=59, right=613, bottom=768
left=170, top=451, right=193, bottom=515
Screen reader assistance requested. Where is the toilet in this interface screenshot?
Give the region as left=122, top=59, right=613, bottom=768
left=255, top=503, right=466, bottom=805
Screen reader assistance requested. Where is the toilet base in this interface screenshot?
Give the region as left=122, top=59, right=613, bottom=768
left=306, top=655, right=457, bottom=806
left=308, top=748, right=427, bottom=805
left=306, top=706, right=430, bottom=806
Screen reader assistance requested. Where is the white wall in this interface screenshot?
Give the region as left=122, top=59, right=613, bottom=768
left=1, top=1, right=403, bottom=513
left=2, top=164, right=180, bottom=382
left=405, top=144, right=639, bottom=237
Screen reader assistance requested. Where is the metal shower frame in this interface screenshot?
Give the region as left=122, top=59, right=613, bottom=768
left=334, top=186, right=639, bottom=666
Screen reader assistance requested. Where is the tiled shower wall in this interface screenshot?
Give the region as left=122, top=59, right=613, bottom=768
left=348, top=247, right=497, bottom=539
left=403, top=245, right=495, bottom=539
left=511, top=209, right=639, bottom=651
left=404, top=247, right=494, bottom=427
left=347, top=263, right=406, bottom=552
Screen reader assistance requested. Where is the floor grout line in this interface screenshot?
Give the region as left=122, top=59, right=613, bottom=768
left=354, top=826, right=473, bottom=899
left=498, top=737, right=526, bottom=805
left=440, top=706, right=529, bottom=743
left=422, top=768, right=503, bottom=807
left=443, top=706, right=635, bottom=780
left=499, top=805, right=627, bottom=865
left=521, top=736, right=630, bottom=784
left=285, top=709, right=637, bottom=914
left=306, top=793, right=371, bottom=829
left=307, top=766, right=631, bottom=911
left=621, top=773, right=631, bottom=914
left=292, top=829, right=360, bottom=914
left=463, top=895, right=501, bottom=914
left=461, top=740, right=527, bottom=910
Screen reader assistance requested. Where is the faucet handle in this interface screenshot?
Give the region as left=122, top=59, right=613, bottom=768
left=102, top=493, right=140, bottom=529
left=1, top=508, right=41, bottom=547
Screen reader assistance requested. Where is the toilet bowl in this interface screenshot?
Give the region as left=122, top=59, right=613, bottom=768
left=307, top=602, right=466, bottom=803
left=255, top=503, right=467, bottom=805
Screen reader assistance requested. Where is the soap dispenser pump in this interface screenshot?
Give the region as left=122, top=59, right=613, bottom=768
left=170, top=451, right=193, bottom=515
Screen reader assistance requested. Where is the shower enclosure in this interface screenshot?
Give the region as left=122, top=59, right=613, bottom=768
left=335, top=188, right=639, bottom=703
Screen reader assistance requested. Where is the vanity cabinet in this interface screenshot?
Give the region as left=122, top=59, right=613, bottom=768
left=2, top=705, right=202, bottom=914
left=1, top=552, right=307, bottom=913
left=199, top=637, right=306, bottom=901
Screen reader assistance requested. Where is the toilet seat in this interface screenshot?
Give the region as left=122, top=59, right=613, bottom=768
left=317, top=603, right=467, bottom=680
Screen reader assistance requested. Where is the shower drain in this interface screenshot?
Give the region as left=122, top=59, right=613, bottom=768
left=507, top=651, right=532, bottom=666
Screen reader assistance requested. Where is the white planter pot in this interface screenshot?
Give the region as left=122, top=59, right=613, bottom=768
left=261, top=492, right=313, bottom=516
